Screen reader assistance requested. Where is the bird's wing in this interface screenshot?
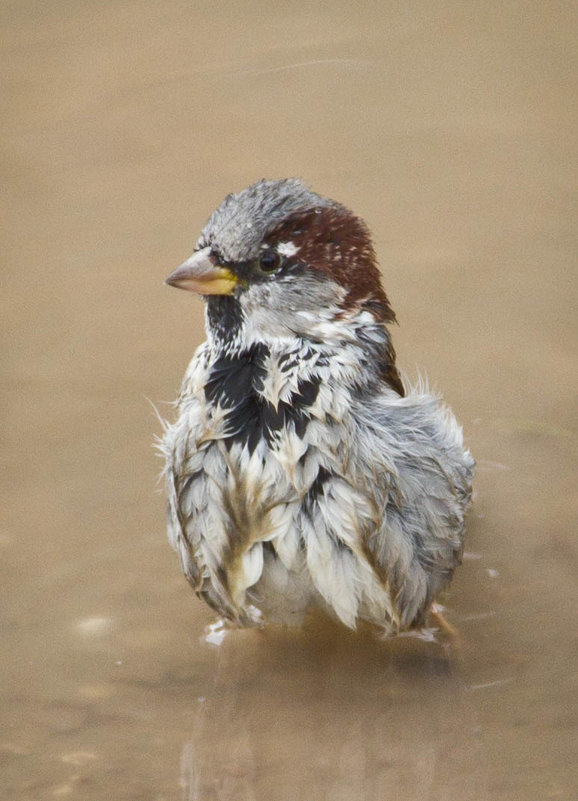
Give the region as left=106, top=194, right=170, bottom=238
left=159, top=345, right=237, bottom=617
left=353, top=386, right=474, bottom=628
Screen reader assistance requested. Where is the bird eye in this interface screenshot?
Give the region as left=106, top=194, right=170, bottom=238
left=258, top=250, right=282, bottom=274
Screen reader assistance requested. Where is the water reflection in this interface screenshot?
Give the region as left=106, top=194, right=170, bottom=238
left=181, top=619, right=486, bottom=801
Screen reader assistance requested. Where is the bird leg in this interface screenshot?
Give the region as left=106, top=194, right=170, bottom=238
left=429, top=602, right=461, bottom=643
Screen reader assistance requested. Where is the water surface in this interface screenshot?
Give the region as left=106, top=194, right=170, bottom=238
left=1, top=2, right=577, bottom=799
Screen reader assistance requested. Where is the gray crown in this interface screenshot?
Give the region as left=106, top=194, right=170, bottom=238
left=197, top=178, right=334, bottom=262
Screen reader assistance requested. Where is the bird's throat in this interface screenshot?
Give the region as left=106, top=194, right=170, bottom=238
left=206, top=295, right=245, bottom=345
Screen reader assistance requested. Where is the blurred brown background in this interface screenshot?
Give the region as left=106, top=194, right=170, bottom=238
left=1, top=2, right=577, bottom=799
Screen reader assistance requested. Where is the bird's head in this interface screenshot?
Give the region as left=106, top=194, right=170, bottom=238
left=166, top=179, right=397, bottom=345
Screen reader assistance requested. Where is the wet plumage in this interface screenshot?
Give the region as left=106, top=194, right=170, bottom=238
left=160, top=179, right=474, bottom=633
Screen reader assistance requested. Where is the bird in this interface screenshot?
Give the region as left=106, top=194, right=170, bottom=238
left=160, top=178, right=474, bottom=635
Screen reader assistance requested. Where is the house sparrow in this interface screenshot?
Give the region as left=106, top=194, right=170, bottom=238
left=161, top=179, right=474, bottom=634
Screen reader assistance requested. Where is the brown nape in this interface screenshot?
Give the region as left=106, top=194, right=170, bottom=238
left=268, top=205, right=405, bottom=397
left=267, top=205, right=397, bottom=322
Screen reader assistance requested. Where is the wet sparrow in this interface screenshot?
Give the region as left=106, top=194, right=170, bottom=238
left=161, top=179, right=473, bottom=633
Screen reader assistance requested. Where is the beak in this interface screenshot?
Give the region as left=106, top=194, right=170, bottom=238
left=165, top=247, right=238, bottom=295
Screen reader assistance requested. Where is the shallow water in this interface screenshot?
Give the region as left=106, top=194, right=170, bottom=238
left=1, top=2, right=577, bottom=799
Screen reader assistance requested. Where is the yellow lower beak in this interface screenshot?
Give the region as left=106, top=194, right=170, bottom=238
left=165, top=248, right=238, bottom=295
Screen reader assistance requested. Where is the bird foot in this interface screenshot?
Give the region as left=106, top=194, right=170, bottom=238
left=429, top=602, right=462, bottom=644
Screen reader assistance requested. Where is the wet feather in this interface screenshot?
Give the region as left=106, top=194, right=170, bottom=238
left=160, top=179, right=474, bottom=633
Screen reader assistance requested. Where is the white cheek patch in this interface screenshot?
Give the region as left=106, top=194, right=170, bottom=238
left=277, top=241, right=299, bottom=258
